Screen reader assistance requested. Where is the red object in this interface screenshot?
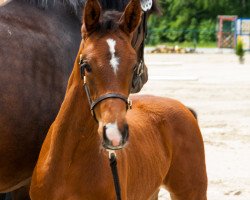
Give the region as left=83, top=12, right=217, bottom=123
left=217, top=15, right=238, bottom=48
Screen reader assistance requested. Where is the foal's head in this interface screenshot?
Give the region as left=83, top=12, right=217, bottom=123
left=79, top=0, right=142, bottom=150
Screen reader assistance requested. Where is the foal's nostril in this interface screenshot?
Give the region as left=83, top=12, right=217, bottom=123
left=122, top=123, right=129, bottom=143
left=103, top=125, right=108, bottom=143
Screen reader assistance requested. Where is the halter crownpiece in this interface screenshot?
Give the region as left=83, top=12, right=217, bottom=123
left=140, top=0, right=153, bottom=11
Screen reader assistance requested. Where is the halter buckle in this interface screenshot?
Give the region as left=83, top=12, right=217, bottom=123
left=91, top=109, right=95, bottom=117
left=83, top=76, right=87, bottom=84
left=108, top=150, right=116, bottom=159
left=137, top=61, right=144, bottom=77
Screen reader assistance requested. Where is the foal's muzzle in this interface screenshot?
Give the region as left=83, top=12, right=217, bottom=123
left=103, top=123, right=129, bottom=150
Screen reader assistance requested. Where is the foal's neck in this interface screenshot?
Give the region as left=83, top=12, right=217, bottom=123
left=42, top=68, right=104, bottom=182
left=54, top=64, right=98, bottom=150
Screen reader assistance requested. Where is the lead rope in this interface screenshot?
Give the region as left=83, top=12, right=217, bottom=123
left=108, top=151, right=122, bottom=200
left=108, top=12, right=148, bottom=200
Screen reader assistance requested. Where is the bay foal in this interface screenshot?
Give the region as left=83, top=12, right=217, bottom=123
left=30, top=0, right=207, bottom=199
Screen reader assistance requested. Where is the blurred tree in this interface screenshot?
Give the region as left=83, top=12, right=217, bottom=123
left=146, top=0, right=250, bottom=45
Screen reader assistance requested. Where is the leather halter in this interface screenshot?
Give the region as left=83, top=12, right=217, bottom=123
left=79, top=57, right=132, bottom=122
left=130, top=11, right=148, bottom=93
left=79, top=12, right=148, bottom=121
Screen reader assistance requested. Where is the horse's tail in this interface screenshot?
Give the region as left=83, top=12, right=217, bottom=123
left=187, top=107, right=198, bottom=120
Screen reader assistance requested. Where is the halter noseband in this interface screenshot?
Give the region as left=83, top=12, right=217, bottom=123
left=79, top=56, right=132, bottom=122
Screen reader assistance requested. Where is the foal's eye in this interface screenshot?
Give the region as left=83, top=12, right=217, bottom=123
left=82, top=63, right=92, bottom=73
left=85, top=63, right=92, bottom=73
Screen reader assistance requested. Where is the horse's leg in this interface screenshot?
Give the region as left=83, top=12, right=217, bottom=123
left=162, top=139, right=207, bottom=199
left=163, top=166, right=207, bottom=200
left=0, top=194, right=5, bottom=200
left=0, top=194, right=7, bottom=200
left=169, top=188, right=207, bottom=200
left=149, top=188, right=160, bottom=200
left=0, top=193, right=11, bottom=200
left=11, top=185, right=30, bottom=200
left=0, top=187, right=30, bottom=200
left=164, top=170, right=207, bottom=200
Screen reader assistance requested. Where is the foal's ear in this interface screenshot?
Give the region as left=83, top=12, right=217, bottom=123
left=119, top=0, right=142, bottom=35
left=82, top=0, right=101, bottom=35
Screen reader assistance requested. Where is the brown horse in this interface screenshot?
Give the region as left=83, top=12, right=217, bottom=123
left=30, top=0, right=207, bottom=199
left=0, top=0, right=158, bottom=199
left=0, top=0, right=82, bottom=199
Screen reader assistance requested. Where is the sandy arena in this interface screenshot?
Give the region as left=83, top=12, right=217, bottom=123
left=140, top=52, right=250, bottom=200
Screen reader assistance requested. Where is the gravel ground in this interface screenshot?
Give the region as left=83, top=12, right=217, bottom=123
left=140, top=52, right=250, bottom=200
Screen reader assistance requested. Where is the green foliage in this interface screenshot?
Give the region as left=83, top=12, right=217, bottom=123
left=236, top=39, right=245, bottom=63
left=198, top=20, right=216, bottom=42
left=163, top=41, right=217, bottom=48
left=146, top=0, right=250, bottom=45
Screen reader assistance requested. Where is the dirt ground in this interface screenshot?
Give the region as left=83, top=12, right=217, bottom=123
left=140, top=52, right=250, bottom=200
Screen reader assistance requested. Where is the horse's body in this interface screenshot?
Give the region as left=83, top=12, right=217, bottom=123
left=0, top=0, right=82, bottom=195
left=30, top=88, right=207, bottom=200
left=0, top=0, right=158, bottom=198
left=30, top=1, right=207, bottom=199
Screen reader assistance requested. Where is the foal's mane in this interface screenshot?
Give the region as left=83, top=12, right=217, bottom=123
left=16, top=0, right=160, bottom=15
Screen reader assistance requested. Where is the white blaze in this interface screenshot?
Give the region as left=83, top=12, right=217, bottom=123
left=106, top=38, right=119, bottom=74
